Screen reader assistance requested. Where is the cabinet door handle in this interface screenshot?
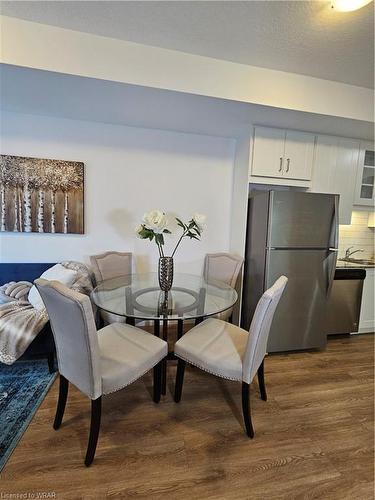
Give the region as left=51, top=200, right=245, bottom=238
left=286, top=158, right=290, bottom=173
left=279, top=157, right=283, bottom=172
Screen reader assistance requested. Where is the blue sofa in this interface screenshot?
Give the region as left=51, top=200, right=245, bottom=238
left=0, top=263, right=57, bottom=372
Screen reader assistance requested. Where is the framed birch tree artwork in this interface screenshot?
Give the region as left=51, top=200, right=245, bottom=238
left=0, top=155, right=84, bottom=234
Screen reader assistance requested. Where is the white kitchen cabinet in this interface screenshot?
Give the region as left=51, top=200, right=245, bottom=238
left=354, top=141, right=375, bottom=206
left=312, top=135, right=360, bottom=224
left=251, top=127, right=285, bottom=178
left=283, top=131, right=315, bottom=181
left=251, top=126, right=315, bottom=181
left=358, top=268, right=375, bottom=333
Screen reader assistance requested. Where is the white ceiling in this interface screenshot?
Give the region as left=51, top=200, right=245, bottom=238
left=1, top=65, right=373, bottom=140
left=1, top=1, right=374, bottom=89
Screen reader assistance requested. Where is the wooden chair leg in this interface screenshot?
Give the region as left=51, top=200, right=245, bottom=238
left=242, top=382, right=254, bottom=438
left=174, top=359, right=186, bottom=403
left=47, top=351, right=56, bottom=373
left=85, top=397, right=102, bottom=467
left=161, top=359, right=167, bottom=396
left=53, top=375, right=69, bottom=430
left=153, top=362, right=162, bottom=403
left=257, top=359, right=267, bottom=401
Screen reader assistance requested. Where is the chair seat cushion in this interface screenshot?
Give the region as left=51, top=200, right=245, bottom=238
left=98, top=323, right=167, bottom=395
left=174, top=318, right=249, bottom=381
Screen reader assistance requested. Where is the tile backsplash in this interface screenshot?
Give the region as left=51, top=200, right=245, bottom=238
left=339, top=211, right=375, bottom=259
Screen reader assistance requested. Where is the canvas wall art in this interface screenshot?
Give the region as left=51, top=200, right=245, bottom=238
left=0, top=155, right=84, bottom=234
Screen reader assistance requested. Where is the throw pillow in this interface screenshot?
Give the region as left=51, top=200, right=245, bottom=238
left=28, top=264, right=77, bottom=311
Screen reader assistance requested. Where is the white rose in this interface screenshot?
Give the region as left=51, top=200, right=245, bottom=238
left=143, top=209, right=168, bottom=234
left=193, top=213, right=206, bottom=231
left=135, top=224, right=144, bottom=238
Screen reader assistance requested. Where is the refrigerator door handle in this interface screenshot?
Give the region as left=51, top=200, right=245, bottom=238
left=326, top=250, right=338, bottom=296
left=330, top=195, right=339, bottom=250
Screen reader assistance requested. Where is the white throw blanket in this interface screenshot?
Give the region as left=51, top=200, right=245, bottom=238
left=0, top=261, right=94, bottom=365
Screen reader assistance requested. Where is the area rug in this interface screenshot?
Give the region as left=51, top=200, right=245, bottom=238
left=0, top=359, right=57, bottom=472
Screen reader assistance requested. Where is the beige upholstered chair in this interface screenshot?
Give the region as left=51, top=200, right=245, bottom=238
left=174, top=276, right=288, bottom=438
left=204, top=253, right=244, bottom=288
left=90, top=251, right=133, bottom=284
left=90, top=251, right=133, bottom=325
left=35, top=278, right=167, bottom=466
left=203, top=253, right=244, bottom=321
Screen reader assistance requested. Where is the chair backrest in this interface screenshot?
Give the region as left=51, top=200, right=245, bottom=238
left=90, top=251, right=132, bottom=285
left=203, top=253, right=244, bottom=288
left=35, top=278, right=102, bottom=399
left=242, top=276, right=288, bottom=384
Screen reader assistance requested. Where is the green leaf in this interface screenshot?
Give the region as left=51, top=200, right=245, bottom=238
left=155, top=233, right=165, bottom=246
left=175, top=217, right=186, bottom=230
left=187, top=231, right=199, bottom=240
left=139, top=228, right=151, bottom=239
left=163, top=229, right=171, bottom=234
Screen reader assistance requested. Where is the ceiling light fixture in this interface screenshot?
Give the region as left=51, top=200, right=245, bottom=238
left=331, top=0, right=373, bottom=11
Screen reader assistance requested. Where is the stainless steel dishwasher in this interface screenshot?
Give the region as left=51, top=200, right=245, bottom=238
left=326, top=268, right=366, bottom=335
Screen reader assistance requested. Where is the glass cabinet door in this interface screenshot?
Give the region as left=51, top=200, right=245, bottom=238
left=355, top=142, right=375, bottom=205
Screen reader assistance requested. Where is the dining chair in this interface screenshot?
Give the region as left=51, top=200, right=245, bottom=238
left=203, top=253, right=244, bottom=321
left=35, top=278, right=168, bottom=466
left=90, top=251, right=133, bottom=284
left=173, top=275, right=288, bottom=438
left=90, top=251, right=133, bottom=324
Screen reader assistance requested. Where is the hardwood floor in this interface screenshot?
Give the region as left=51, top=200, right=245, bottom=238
left=1, top=334, right=373, bottom=499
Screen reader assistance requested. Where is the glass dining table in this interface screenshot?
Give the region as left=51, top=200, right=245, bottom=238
left=91, top=272, right=238, bottom=394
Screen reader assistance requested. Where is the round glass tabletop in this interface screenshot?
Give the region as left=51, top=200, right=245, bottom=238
left=91, top=273, right=238, bottom=321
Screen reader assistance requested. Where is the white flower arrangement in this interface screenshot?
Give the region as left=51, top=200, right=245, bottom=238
left=136, top=209, right=206, bottom=257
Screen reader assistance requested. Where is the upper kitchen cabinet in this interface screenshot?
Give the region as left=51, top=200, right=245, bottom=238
left=312, top=136, right=360, bottom=225
left=283, top=131, right=316, bottom=181
left=251, top=127, right=285, bottom=178
left=251, top=126, right=315, bottom=182
left=354, top=141, right=375, bottom=206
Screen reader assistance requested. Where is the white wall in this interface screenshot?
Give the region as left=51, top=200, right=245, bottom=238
left=0, top=111, right=235, bottom=274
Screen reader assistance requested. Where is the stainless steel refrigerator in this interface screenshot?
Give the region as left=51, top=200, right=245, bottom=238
left=241, top=190, right=339, bottom=352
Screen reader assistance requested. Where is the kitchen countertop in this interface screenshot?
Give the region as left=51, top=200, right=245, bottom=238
left=336, top=259, right=375, bottom=269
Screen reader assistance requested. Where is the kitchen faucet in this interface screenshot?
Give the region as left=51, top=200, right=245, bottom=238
left=344, top=247, right=364, bottom=259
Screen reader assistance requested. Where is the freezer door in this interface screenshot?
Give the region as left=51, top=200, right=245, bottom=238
left=268, top=191, right=338, bottom=249
left=266, top=249, right=337, bottom=352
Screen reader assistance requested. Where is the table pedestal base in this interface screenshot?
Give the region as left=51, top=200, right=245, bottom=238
left=154, top=317, right=204, bottom=396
